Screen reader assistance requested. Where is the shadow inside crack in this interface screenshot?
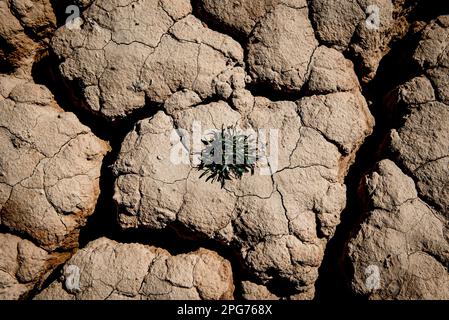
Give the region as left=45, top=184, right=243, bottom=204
left=312, top=11, right=438, bottom=300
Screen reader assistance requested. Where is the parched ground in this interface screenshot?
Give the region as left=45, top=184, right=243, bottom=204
left=0, top=0, right=448, bottom=300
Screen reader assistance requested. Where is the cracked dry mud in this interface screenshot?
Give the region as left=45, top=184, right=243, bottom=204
left=0, top=0, right=448, bottom=300
left=35, top=237, right=234, bottom=300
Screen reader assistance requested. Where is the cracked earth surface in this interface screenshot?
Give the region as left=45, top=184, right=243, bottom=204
left=0, top=0, right=448, bottom=300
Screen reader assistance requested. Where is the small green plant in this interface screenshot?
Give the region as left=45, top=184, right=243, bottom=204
left=198, top=125, right=257, bottom=188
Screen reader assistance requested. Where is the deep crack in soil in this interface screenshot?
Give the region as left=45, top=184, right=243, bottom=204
left=314, top=1, right=449, bottom=299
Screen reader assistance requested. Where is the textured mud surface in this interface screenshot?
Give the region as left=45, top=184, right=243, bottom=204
left=0, top=0, right=448, bottom=300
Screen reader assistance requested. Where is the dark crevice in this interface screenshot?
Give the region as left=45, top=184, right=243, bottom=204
left=0, top=225, right=48, bottom=253
left=405, top=0, right=449, bottom=24
left=352, top=0, right=449, bottom=84
left=266, top=277, right=300, bottom=298
left=49, top=0, right=74, bottom=28
left=245, top=81, right=305, bottom=102
left=48, top=0, right=92, bottom=29
left=191, top=0, right=250, bottom=47
left=151, top=222, right=251, bottom=300
left=25, top=261, right=67, bottom=300
left=162, top=224, right=303, bottom=299
left=313, top=129, right=385, bottom=300
left=0, top=36, right=17, bottom=73
left=314, top=12, right=433, bottom=300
